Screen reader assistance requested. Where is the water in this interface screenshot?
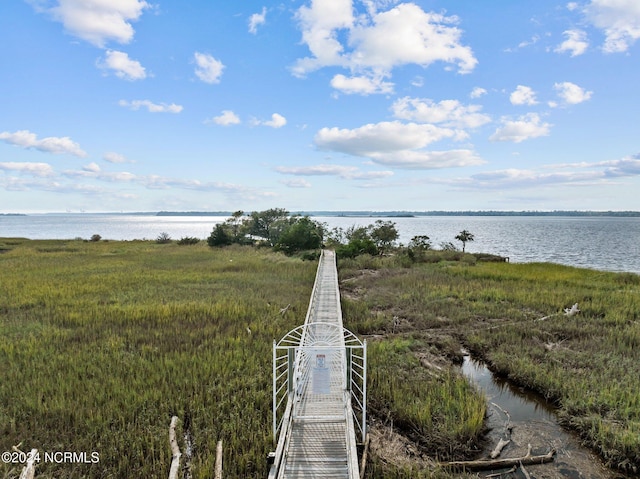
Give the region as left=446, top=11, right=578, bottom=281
left=2, top=214, right=640, bottom=273
left=461, top=355, right=620, bottom=478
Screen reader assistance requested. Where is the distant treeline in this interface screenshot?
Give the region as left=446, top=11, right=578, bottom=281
left=156, top=210, right=640, bottom=217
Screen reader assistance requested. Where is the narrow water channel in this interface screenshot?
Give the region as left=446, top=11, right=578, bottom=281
left=461, top=354, right=623, bottom=479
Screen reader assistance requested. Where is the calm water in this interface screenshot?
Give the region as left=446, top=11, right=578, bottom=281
left=2, top=214, right=639, bottom=274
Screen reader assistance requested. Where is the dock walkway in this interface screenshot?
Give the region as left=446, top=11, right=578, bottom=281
left=269, top=250, right=366, bottom=479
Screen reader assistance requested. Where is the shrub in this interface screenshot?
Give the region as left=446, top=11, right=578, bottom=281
left=90, top=234, right=102, bottom=242
left=177, top=236, right=200, bottom=245
left=207, top=224, right=232, bottom=247
left=156, top=232, right=172, bottom=244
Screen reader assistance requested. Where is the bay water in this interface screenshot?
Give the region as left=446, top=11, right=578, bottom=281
left=1, top=214, right=639, bottom=274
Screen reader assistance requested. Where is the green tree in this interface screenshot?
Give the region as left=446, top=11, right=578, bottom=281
left=455, top=229, right=475, bottom=252
left=207, top=223, right=232, bottom=247
left=408, top=235, right=431, bottom=250
left=246, top=208, right=290, bottom=245
left=275, top=216, right=324, bottom=255
left=369, top=220, right=399, bottom=254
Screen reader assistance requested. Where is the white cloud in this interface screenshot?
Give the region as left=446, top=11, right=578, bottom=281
left=0, top=130, right=88, bottom=157
left=490, top=113, right=551, bottom=143
left=281, top=178, right=312, bottom=188
left=567, top=2, right=579, bottom=12
left=32, top=0, right=150, bottom=48
left=98, top=50, right=147, bottom=80
left=292, top=2, right=476, bottom=93
left=118, top=100, right=183, bottom=113
left=314, top=121, right=483, bottom=169
left=330, top=74, right=394, bottom=95
left=555, top=29, right=589, bottom=56
left=194, top=52, right=225, bottom=84
left=275, top=164, right=394, bottom=179
left=210, top=110, right=241, bottom=126
left=585, top=0, right=640, bottom=53
left=391, top=97, right=491, bottom=129
left=248, top=7, right=267, bottom=34
left=470, top=87, right=487, bottom=98
left=510, top=85, right=538, bottom=105
left=103, top=152, right=132, bottom=163
left=554, top=81, right=593, bottom=104
left=367, top=149, right=484, bottom=169
left=0, top=162, right=55, bottom=177
left=254, top=113, right=287, bottom=128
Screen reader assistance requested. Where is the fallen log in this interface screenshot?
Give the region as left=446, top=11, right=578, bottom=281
left=445, top=447, right=556, bottom=471
left=168, top=416, right=181, bottom=479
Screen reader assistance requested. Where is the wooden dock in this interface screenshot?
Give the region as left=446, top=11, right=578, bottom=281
left=269, top=250, right=366, bottom=479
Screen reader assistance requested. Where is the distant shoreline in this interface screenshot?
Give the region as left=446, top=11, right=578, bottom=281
left=3, top=210, right=640, bottom=217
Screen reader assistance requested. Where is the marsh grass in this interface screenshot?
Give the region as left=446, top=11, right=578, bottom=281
left=1, top=240, right=316, bottom=478
left=339, top=253, right=640, bottom=473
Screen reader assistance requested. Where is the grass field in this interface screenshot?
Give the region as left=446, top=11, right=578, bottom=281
left=2, top=239, right=638, bottom=477
left=339, top=253, right=640, bottom=474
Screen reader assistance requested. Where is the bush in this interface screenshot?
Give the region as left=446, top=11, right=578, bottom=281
left=207, top=224, right=232, bottom=247
left=274, top=216, right=323, bottom=255
left=177, top=236, right=200, bottom=245
left=156, top=232, right=172, bottom=244
left=90, top=234, right=102, bottom=242
left=335, top=238, right=378, bottom=259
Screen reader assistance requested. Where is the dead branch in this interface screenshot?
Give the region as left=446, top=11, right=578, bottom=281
left=444, top=448, right=556, bottom=471
left=169, top=416, right=181, bottom=479
left=214, top=440, right=223, bottom=479
left=18, top=448, right=38, bottom=479
left=490, top=438, right=511, bottom=459
left=484, top=465, right=516, bottom=477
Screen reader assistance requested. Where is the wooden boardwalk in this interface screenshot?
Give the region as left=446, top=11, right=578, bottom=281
left=269, top=250, right=366, bottom=479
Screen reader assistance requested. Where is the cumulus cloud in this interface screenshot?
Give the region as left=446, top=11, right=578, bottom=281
left=281, top=178, right=312, bottom=188
left=209, top=110, right=241, bottom=126
left=103, top=152, right=133, bottom=163
left=470, top=87, right=487, bottom=98
left=314, top=121, right=483, bottom=169
left=98, top=50, right=147, bottom=80
left=292, top=1, right=476, bottom=93
left=30, top=0, right=150, bottom=48
left=194, top=52, right=225, bottom=84
left=584, top=0, right=640, bottom=53
left=391, top=97, right=491, bottom=129
left=555, top=29, right=589, bottom=56
left=490, top=113, right=551, bottom=143
left=275, top=164, right=393, bottom=180
left=554, top=81, right=593, bottom=104
left=249, top=7, right=267, bottom=34
left=0, top=161, right=55, bottom=177
left=330, top=74, right=394, bottom=95
left=253, top=113, right=287, bottom=128
left=510, top=85, right=538, bottom=106
left=118, top=100, right=183, bottom=113
left=0, top=130, right=88, bottom=157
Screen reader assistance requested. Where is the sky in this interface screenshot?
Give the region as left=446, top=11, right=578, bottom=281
left=1, top=0, right=639, bottom=213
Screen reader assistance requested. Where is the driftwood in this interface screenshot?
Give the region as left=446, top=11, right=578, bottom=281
left=169, top=416, right=181, bottom=479
left=18, top=448, right=38, bottom=479
left=489, top=402, right=512, bottom=459
left=490, top=438, right=511, bottom=459
left=445, top=446, right=556, bottom=471
left=359, top=433, right=371, bottom=479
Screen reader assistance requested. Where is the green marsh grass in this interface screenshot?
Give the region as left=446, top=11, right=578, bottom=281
left=339, top=254, right=640, bottom=473
left=1, top=240, right=316, bottom=478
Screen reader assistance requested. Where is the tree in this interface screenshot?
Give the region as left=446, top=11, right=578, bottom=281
left=207, top=224, right=232, bottom=247
left=369, top=220, right=399, bottom=254
left=408, top=235, right=431, bottom=250
left=246, top=208, right=290, bottom=245
left=455, top=229, right=474, bottom=252
left=275, top=216, right=324, bottom=255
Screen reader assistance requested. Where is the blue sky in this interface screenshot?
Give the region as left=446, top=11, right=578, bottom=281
left=1, top=0, right=639, bottom=213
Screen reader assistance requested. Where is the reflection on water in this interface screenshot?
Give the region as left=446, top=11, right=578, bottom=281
left=460, top=354, right=622, bottom=478
left=461, top=355, right=556, bottom=423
